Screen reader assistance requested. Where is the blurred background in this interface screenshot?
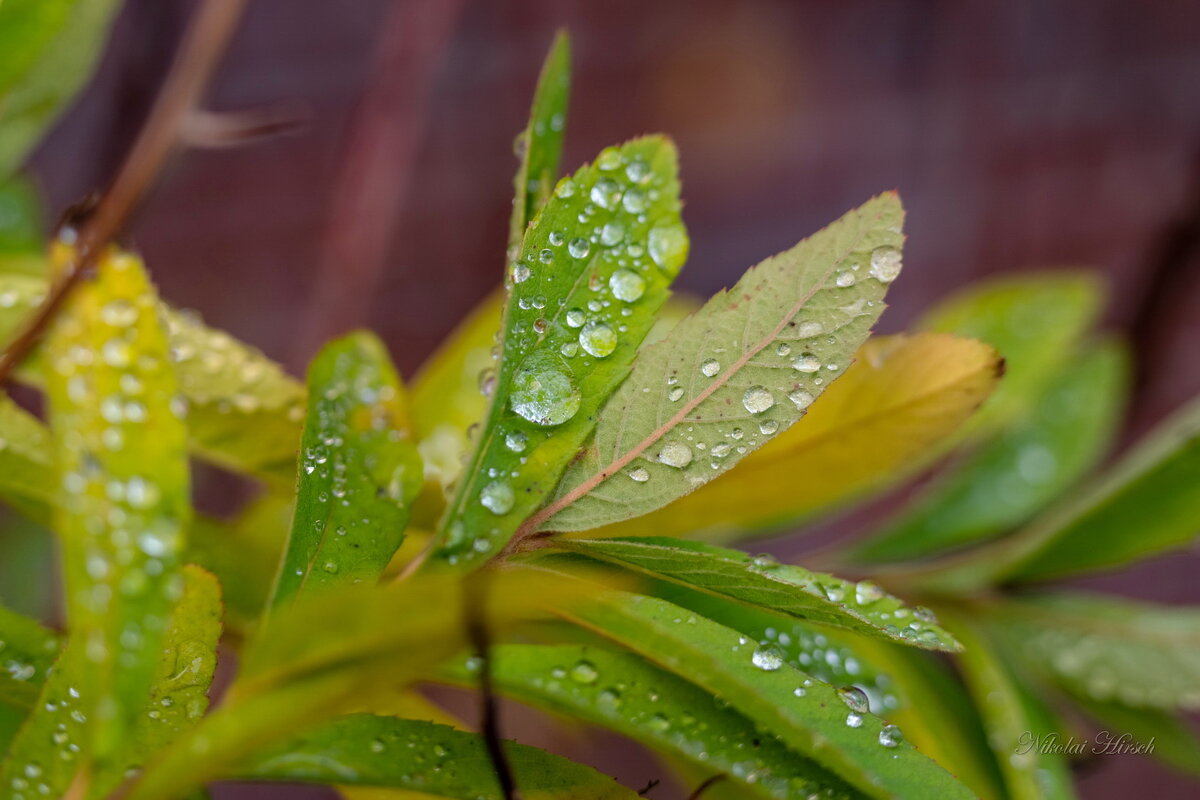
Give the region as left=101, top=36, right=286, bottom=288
left=10, top=0, right=1200, bottom=796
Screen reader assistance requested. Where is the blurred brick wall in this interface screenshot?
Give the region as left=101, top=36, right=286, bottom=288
left=26, top=1, right=1200, bottom=797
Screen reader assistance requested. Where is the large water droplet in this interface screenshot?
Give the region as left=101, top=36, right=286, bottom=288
left=878, top=724, right=903, bottom=748
left=657, top=442, right=693, bottom=468
left=510, top=262, right=531, bottom=284
left=628, top=467, right=650, bottom=482
left=837, top=686, right=870, bottom=713
left=836, top=271, right=856, bottom=287
left=792, top=353, right=820, bottom=373
left=742, top=386, right=775, bottom=414
left=510, top=356, right=581, bottom=426
left=568, top=238, right=591, bottom=259
left=579, top=321, right=617, bottom=358
left=646, top=713, right=671, bottom=733
left=591, top=178, right=620, bottom=209
left=480, top=481, right=515, bottom=515
left=647, top=224, right=688, bottom=274
left=700, top=358, right=721, bottom=377
left=846, top=713, right=864, bottom=728
left=870, top=246, right=903, bottom=283
left=505, top=430, right=528, bottom=453
left=600, top=221, right=625, bottom=246
left=855, top=580, right=884, bottom=605
left=751, top=643, right=786, bottom=671
left=609, top=269, right=646, bottom=302
left=570, top=660, right=599, bottom=684
left=788, top=388, right=814, bottom=409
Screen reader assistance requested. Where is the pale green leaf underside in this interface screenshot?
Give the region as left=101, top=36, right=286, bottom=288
left=541, top=192, right=904, bottom=533
left=436, top=136, right=686, bottom=564
left=988, top=592, right=1200, bottom=711
left=440, top=644, right=864, bottom=800
left=555, top=537, right=960, bottom=651
left=242, top=714, right=640, bottom=799
left=563, top=589, right=973, bottom=800
left=269, top=332, right=421, bottom=608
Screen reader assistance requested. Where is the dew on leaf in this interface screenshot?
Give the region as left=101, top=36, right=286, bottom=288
left=645, top=713, right=671, bottom=733
left=879, top=724, right=903, bottom=748
left=759, top=419, right=779, bottom=435
left=835, top=271, right=856, bottom=287
left=510, top=262, right=531, bottom=284
left=609, top=269, right=646, bottom=302
left=700, top=358, right=721, bottom=377
left=751, top=643, right=786, bottom=671
left=657, top=442, right=693, bottom=468
left=600, top=221, right=625, bottom=246
left=870, top=246, right=903, bottom=282
left=568, top=237, right=590, bottom=259
left=797, top=320, right=823, bottom=337
left=854, top=580, right=885, bottom=605
left=504, top=430, right=528, bottom=453
left=742, top=386, right=775, bottom=414
left=590, top=178, right=620, bottom=209
left=846, top=713, right=864, bottom=728
left=837, top=686, right=870, bottom=713
left=510, top=358, right=581, bottom=426
left=579, top=321, right=617, bottom=358
left=788, top=388, right=814, bottom=410
left=480, top=480, right=515, bottom=515
left=627, top=467, right=650, bottom=482
left=792, top=353, right=821, bottom=373
left=569, top=660, right=599, bottom=684
left=668, top=386, right=684, bottom=402
left=565, top=308, right=585, bottom=328
left=647, top=223, right=688, bottom=273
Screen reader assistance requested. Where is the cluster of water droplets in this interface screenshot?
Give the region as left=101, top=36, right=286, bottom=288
left=49, top=256, right=186, bottom=679
left=462, top=143, right=687, bottom=537
left=2, top=679, right=87, bottom=799
left=165, top=309, right=305, bottom=422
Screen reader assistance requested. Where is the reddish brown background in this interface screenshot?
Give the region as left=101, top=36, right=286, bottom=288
left=23, top=0, right=1200, bottom=797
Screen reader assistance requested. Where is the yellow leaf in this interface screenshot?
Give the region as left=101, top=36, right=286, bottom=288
left=585, top=332, right=1002, bottom=540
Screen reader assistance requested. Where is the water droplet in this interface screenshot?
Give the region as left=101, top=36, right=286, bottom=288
left=751, top=644, right=786, bottom=671
left=510, top=262, right=531, bottom=283
left=598, top=688, right=622, bottom=708
left=647, top=224, right=688, bottom=273
left=538, top=248, right=554, bottom=264
left=836, top=271, right=856, bottom=287
left=646, top=713, right=671, bottom=733
left=570, top=660, right=599, bottom=684
left=759, top=419, right=779, bottom=435
left=870, top=246, right=903, bottom=282
left=621, top=188, right=647, bottom=213
left=480, top=481, right=515, bottom=515
left=788, top=388, right=814, bottom=409
left=855, top=581, right=884, bottom=605
left=628, top=467, right=650, bottom=482
left=510, top=357, right=581, bottom=426
left=878, top=724, right=903, bottom=748
left=913, top=606, right=938, bottom=624
left=591, top=178, right=620, bottom=209
left=700, top=358, right=721, bottom=377
left=478, top=368, right=496, bottom=397
left=797, top=320, right=823, bottom=337
left=600, top=221, right=625, bottom=246
left=555, top=178, right=575, bottom=198
left=792, top=353, right=821, bottom=373
left=566, top=308, right=585, bottom=328
left=846, top=713, right=864, bottom=728
left=776, top=342, right=791, bottom=356
left=504, top=431, right=528, bottom=453
left=742, top=386, right=775, bottom=414
left=837, top=686, right=870, bottom=713
left=609, top=269, right=646, bottom=302
left=658, top=442, right=693, bottom=468
left=322, top=560, right=339, bottom=574
left=597, top=148, right=623, bottom=170
left=579, top=321, right=617, bottom=358
left=668, top=386, right=684, bottom=402
left=711, top=442, right=731, bottom=458
left=751, top=553, right=778, bottom=569
left=567, top=237, right=591, bottom=259
left=370, top=738, right=386, bottom=754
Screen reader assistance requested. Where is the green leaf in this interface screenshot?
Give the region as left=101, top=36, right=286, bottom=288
left=553, top=537, right=960, bottom=651
left=945, top=611, right=1077, bottom=800
left=435, top=136, right=686, bottom=564
left=124, top=569, right=588, bottom=799
left=42, top=245, right=190, bottom=760
left=998, top=393, right=1200, bottom=581
left=241, top=714, right=639, bottom=799
left=561, top=588, right=973, bottom=800
left=0, top=393, right=55, bottom=524
left=537, top=193, right=904, bottom=535
left=0, top=178, right=43, bottom=253
left=917, top=272, right=1102, bottom=434
left=0, top=605, right=58, bottom=754
left=440, top=644, right=864, bottom=800
left=1068, top=693, right=1200, bottom=777
left=0, top=0, right=122, bottom=176
left=986, top=592, right=1200, bottom=711
left=851, top=340, right=1128, bottom=563
left=509, top=31, right=570, bottom=251
left=89, top=566, right=223, bottom=798
left=268, top=332, right=422, bottom=608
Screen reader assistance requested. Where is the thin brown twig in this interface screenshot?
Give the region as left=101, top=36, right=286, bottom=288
left=464, top=573, right=521, bottom=800
left=0, top=0, right=248, bottom=387
left=686, top=774, right=727, bottom=800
